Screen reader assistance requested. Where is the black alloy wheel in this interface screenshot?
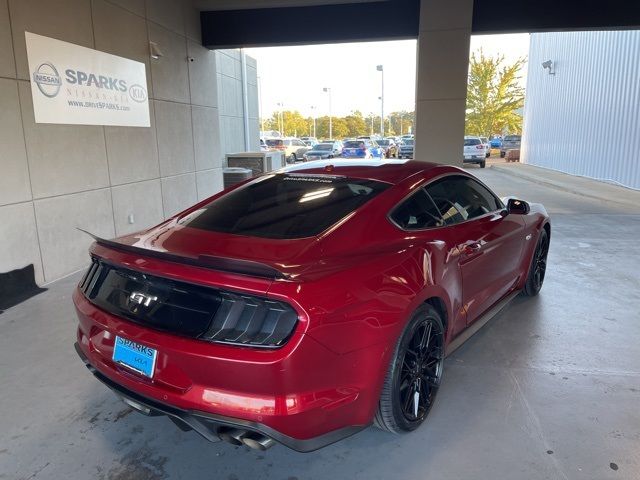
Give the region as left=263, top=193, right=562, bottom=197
left=375, top=305, right=445, bottom=433
left=523, top=229, right=549, bottom=296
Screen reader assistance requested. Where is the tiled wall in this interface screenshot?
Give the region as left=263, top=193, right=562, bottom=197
left=0, top=0, right=259, bottom=285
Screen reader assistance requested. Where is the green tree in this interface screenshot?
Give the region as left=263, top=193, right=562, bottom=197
left=387, top=111, right=414, bottom=136
left=465, top=50, right=525, bottom=137
left=263, top=110, right=309, bottom=136
left=344, top=111, right=368, bottom=137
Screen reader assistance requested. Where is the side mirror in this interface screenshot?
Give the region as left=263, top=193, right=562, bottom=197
left=506, top=198, right=530, bottom=215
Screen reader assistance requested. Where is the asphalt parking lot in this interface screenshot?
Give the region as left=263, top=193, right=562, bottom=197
left=1, top=165, right=639, bottom=480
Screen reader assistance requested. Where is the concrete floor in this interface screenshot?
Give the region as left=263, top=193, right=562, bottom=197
left=1, top=165, right=640, bottom=480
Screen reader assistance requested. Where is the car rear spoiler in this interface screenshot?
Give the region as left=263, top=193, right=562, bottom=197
left=78, top=229, right=289, bottom=280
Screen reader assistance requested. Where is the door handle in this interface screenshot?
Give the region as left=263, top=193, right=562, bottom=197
left=462, top=242, right=482, bottom=255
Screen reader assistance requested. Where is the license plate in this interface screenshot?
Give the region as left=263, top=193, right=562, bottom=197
left=113, top=336, right=157, bottom=378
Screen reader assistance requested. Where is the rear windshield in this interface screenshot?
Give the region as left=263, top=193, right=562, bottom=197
left=266, top=139, right=283, bottom=147
left=183, top=174, right=390, bottom=239
left=344, top=141, right=366, bottom=148
left=314, top=144, right=333, bottom=150
left=464, top=138, right=481, bottom=146
left=504, top=135, right=521, bottom=141
left=377, top=140, right=390, bottom=146
left=402, top=139, right=414, bottom=146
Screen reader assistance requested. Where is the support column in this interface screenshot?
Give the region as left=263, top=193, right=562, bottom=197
left=413, top=0, right=473, bottom=165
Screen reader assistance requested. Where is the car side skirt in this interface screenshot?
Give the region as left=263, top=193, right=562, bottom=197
left=445, top=290, right=520, bottom=356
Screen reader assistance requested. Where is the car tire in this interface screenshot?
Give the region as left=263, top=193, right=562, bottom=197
left=374, top=304, right=445, bottom=434
left=500, top=151, right=506, bottom=158
left=480, top=160, right=486, bottom=168
left=522, top=229, right=549, bottom=297
left=291, top=153, right=297, bottom=162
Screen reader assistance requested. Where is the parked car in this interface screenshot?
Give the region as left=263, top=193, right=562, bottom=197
left=300, top=136, right=319, bottom=147
left=303, top=142, right=339, bottom=161
left=490, top=136, right=502, bottom=149
left=463, top=136, right=486, bottom=168
left=265, top=137, right=310, bottom=163
left=500, top=135, right=521, bottom=158
left=342, top=139, right=384, bottom=158
left=259, top=138, right=269, bottom=152
left=377, top=138, right=398, bottom=158
left=480, top=137, right=491, bottom=158
left=398, top=138, right=414, bottom=158
left=74, top=159, right=550, bottom=452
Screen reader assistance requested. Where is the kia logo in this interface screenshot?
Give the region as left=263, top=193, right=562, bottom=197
left=32, top=62, right=61, bottom=98
left=128, top=84, right=147, bottom=103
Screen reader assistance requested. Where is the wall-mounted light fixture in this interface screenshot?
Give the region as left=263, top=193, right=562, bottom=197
left=541, top=60, right=555, bottom=75
left=149, top=42, right=163, bottom=60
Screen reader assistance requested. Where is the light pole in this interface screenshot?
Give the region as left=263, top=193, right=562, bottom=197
left=323, top=87, right=332, bottom=139
left=376, top=65, right=384, bottom=137
left=310, top=105, right=316, bottom=137
left=276, top=102, right=284, bottom=136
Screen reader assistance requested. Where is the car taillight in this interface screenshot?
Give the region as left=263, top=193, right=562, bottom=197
left=80, top=259, right=298, bottom=348
left=200, top=292, right=298, bottom=348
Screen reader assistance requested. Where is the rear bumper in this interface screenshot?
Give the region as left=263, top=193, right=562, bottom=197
left=74, top=342, right=365, bottom=452
left=73, top=286, right=379, bottom=451
left=463, top=156, right=484, bottom=163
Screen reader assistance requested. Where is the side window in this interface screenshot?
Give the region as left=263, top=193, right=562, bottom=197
left=391, top=189, right=445, bottom=229
left=425, top=176, right=502, bottom=225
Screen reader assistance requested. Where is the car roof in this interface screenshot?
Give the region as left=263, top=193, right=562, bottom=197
left=281, top=159, right=446, bottom=185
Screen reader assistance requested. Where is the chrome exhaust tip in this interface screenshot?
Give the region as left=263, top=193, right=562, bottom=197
left=241, top=432, right=276, bottom=450
left=218, top=428, right=247, bottom=446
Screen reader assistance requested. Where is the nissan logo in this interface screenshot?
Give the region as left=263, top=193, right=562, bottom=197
left=32, top=62, right=61, bottom=98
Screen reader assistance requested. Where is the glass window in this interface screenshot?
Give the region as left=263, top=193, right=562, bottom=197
left=390, top=189, right=445, bottom=229
left=425, top=176, right=502, bottom=224
left=464, top=138, right=481, bottom=146
left=183, top=174, right=390, bottom=239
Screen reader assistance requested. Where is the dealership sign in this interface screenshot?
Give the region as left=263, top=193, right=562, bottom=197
left=25, top=32, right=150, bottom=127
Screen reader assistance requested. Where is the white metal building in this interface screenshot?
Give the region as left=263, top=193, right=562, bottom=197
left=522, top=31, right=640, bottom=190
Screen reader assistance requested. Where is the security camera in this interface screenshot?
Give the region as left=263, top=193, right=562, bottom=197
left=149, top=41, right=164, bottom=60
left=541, top=60, right=555, bottom=74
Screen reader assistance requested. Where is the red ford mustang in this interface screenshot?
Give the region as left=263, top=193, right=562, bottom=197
left=73, top=159, right=550, bottom=452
